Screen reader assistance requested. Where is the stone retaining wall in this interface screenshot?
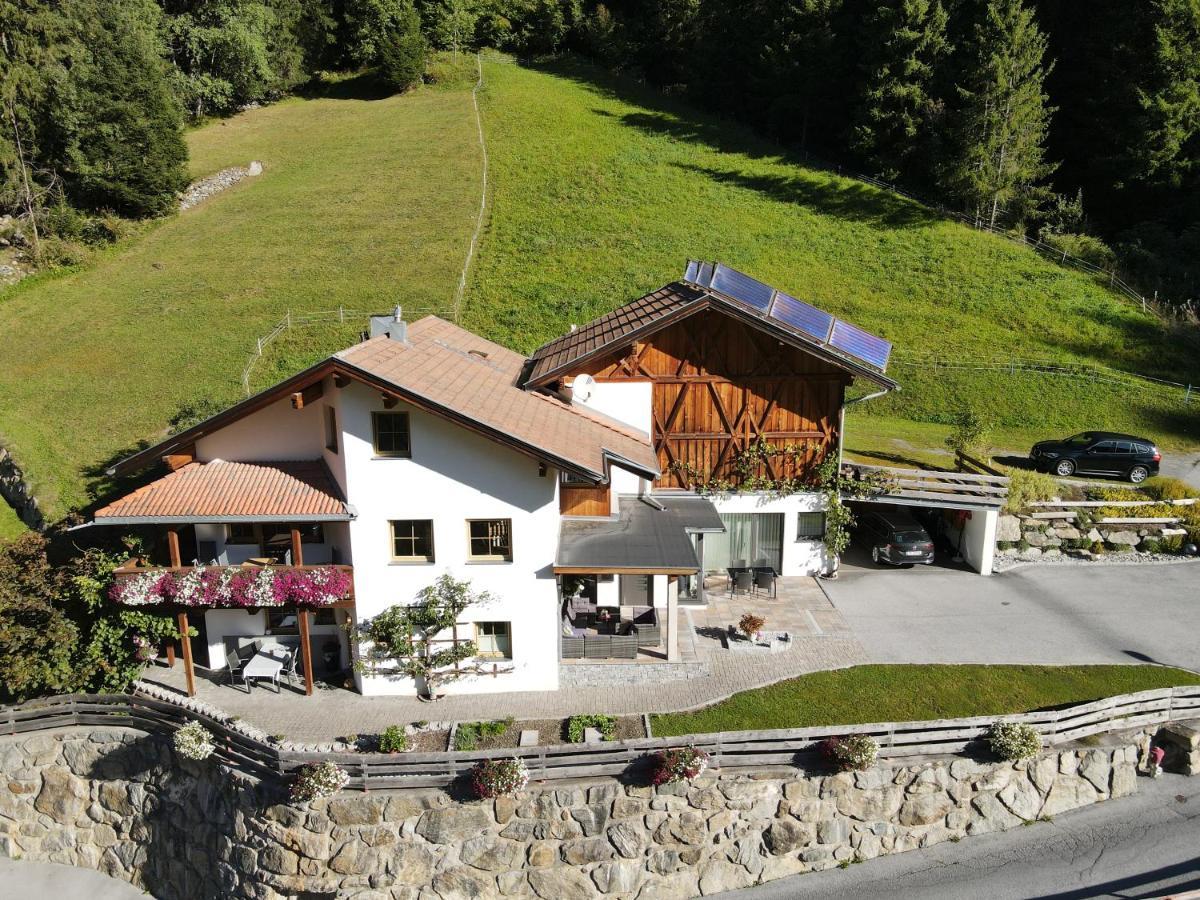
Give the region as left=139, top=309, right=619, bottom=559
left=0, top=445, right=44, bottom=531
left=997, top=512, right=1180, bottom=561
left=1, top=726, right=1160, bottom=899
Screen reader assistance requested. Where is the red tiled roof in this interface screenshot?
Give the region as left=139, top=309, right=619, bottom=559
left=95, top=460, right=349, bottom=523
left=337, top=317, right=659, bottom=479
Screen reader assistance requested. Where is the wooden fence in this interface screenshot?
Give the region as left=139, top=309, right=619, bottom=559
left=4, top=687, right=1199, bottom=791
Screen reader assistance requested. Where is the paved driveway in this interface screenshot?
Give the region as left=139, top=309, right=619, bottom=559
left=821, top=555, right=1200, bottom=671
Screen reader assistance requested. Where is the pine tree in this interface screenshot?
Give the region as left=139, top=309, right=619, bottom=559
left=48, top=0, right=188, bottom=216
left=945, top=0, right=1054, bottom=226
left=851, top=0, right=950, bottom=184
left=377, top=0, right=426, bottom=90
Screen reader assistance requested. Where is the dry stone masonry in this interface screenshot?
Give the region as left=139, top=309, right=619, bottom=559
left=997, top=512, right=1184, bottom=562
left=0, top=724, right=1174, bottom=899
left=179, top=161, right=263, bottom=211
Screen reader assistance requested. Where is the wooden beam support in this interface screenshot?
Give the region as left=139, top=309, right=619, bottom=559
left=381, top=394, right=399, bottom=409
left=178, top=611, right=196, bottom=697
left=167, top=529, right=182, bottom=568
left=162, top=443, right=195, bottom=472
left=290, top=527, right=303, bottom=566
left=291, top=381, right=324, bottom=410
left=333, top=373, right=350, bottom=389
left=298, top=609, right=314, bottom=696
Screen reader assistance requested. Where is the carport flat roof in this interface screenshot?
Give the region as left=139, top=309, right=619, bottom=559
left=555, top=494, right=723, bottom=574
left=843, top=463, right=1009, bottom=511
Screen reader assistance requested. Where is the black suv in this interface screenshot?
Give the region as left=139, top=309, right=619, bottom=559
left=854, top=507, right=935, bottom=566
left=1030, top=431, right=1161, bottom=483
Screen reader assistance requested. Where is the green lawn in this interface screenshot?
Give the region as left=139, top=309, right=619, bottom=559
left=467, top=55, right=1200, bottom=446
left=0, top=503, right=26, bottom=542
left=650, top=664, right=1200, bottom=737
left=3, top=51, right=1199, bottom=524
left=0, top=77, right=479, bottom=518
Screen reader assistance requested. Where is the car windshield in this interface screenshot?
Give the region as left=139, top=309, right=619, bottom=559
left=893, top=530, right=929, bottom=543
left=1063, top=433, right=1094, bottom=446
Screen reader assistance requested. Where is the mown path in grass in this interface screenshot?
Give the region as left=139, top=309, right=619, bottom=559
left=0, top=80, right=480, bottom=518
left=650, top=664, right=1200, bottom=736
left=466, top=56, right=1200, bottom=448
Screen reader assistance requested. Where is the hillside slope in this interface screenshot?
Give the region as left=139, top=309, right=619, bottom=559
left=466, top=56, right=1199, bottom=445
left=0, top=81, right=479, bottom=518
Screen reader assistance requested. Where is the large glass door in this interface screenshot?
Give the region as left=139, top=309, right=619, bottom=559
left=706, top=513, right=784, bottom=572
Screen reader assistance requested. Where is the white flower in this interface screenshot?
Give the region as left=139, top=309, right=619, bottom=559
left=173, top=721, right=215, bottom=761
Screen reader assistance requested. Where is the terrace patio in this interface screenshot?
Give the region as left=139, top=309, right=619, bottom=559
left=138, top=576, right=864, bottom=742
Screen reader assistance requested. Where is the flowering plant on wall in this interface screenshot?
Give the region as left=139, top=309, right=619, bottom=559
left=290, top=761, right=350, bottom=803
left=173, top=721, right=216, bottom=761
left=650, top=746, right=710, bottom=785
left=109, top=565, right=351, bottom=609
left=132, top=634, right=158, bottom=662
left=471, top=757, right=529, bottom=798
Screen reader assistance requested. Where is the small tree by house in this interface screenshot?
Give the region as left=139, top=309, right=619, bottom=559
left=351, top=574, right=493, bottom=699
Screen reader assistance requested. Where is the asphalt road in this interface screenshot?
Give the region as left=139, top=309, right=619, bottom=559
left=721, top=772, right=1200, bottom=899
left=0, top=855, right=147, bottom=898
left=822, top=557, right=1200, bottom=671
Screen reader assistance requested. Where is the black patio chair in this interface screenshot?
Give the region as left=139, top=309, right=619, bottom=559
left=731, top=570, right=754, bottom=597
left=755, top=570, right=777, bottom=598
left=225, top=648, right=249, bottom=692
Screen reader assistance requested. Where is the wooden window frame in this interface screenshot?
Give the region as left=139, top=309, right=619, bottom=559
left=390, top=519, right=434, bottom=563
left=325, top=406, right=339, bottom=453
left=372, top=411, right=412, bottom=458
left=467, top=518, right=513, bottom=562
left=795, top=512, right=826, bottom=541
left=226, top=523, right=259, bottom=547
left=474, top=621, right=512, bottom=659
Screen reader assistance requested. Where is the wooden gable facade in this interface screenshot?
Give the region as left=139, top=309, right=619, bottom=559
left=568, top=308, right=851, bottom=490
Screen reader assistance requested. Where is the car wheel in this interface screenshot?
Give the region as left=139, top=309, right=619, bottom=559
left=1054, top=459, right=1076, bottom=477
left=871, top=547, right=881, bottom=565
left=1128, top=465, right=1149, bottom=484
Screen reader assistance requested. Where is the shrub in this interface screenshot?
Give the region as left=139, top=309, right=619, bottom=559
left=1004, top=469, right=1060, bottom=514
left=378, top=725, right=409, bottom=752
left=567, top=714, right=616, bottom=743
left=1090, top=540, right=1106, bottom=554
left=944, top=408, right=991, bottom=457
left=987, top=722, right=1041, bottom=761
left=1140, top=538, right=1161, bottom=554
left=819, top=734, right=879, bottom=772
left=377, top=1, right=427, bottom=91
left=471, top=757, right=529, bottom=798
left=290, top=761, right=350, bottom=803
left=454, top=717, right=513, bottom=751
left=1141, top=477, right=1197, bottom=502
left=738, top=613, right=765, bottom=639
left=1038, top=230, right=1117, bottom=270
left=173, top=721, right=215, bottom=761
left=1161, top=534, right=1185, bottom=553
left=1017, top=538, right=1031, bottom=553
left=650, top=746, right=710, bottom=785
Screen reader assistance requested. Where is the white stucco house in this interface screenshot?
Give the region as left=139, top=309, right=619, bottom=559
left=95, top=263, right=997, bottom=699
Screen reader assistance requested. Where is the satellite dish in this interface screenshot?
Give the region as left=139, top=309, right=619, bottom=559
left=571, top=374, right=596, bottom=403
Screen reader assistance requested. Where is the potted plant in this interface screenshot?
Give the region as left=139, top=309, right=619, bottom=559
left=738, top=613, right=765, bottom=642
left=470, top=757, right=529, bottom=798
left=650, top=746, right=710, bottom=785
left=173, top=721, right=215, bottom=761
left=290, top=761, right=350, bottom=803
left=378, top=725, right=410, bottom=753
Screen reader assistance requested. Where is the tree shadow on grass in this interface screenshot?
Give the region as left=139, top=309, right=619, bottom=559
left=296, top=70, right=398, bottom=102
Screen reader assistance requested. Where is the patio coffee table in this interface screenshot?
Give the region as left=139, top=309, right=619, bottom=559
left=242, top=648, right=289, bottom=692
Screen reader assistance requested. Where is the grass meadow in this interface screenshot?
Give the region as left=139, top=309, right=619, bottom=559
left=1, top=52, right=1197, bottom=524
left=0, top=76, right=480, bottom=518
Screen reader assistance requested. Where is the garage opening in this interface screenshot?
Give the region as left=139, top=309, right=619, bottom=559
left=841, top=464, right=1010, bottom=576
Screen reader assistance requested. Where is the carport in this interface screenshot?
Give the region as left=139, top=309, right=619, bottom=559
left=842, top=464, right=1010, bottom=575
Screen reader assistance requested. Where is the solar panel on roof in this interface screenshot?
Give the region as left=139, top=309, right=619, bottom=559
left=710, top=264, right=774, bottom=311
left=769, top=292, right=834, bottom=343
left=684, top=260, right=700, bottom=283
left=697, top=261, right=715, bottom=287
left=829, top=320, right=892, bottom=371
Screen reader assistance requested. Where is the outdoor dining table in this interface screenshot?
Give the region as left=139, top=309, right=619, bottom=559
left=242, top=648, right=290, bottom=692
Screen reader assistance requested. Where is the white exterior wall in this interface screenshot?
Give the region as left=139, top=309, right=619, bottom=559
left=961, top=508, right=998, bottom=576
left=195, top=395, right=325, bottom=462
left=201, top=609, right=346, bottom=670
left=336, top=382, right=561, bottom=696
left=576, top=382, right=652, bottom=499
left=710, top=492, right=830, bottom=576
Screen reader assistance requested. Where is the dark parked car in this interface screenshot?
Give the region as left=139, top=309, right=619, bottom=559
left=1029, top=431, right=1161, bottom=483
left=854, top=507, right=935, bottom=566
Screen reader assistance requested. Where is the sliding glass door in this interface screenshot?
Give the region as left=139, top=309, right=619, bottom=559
left=705, top=513, right=784, bottom=572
